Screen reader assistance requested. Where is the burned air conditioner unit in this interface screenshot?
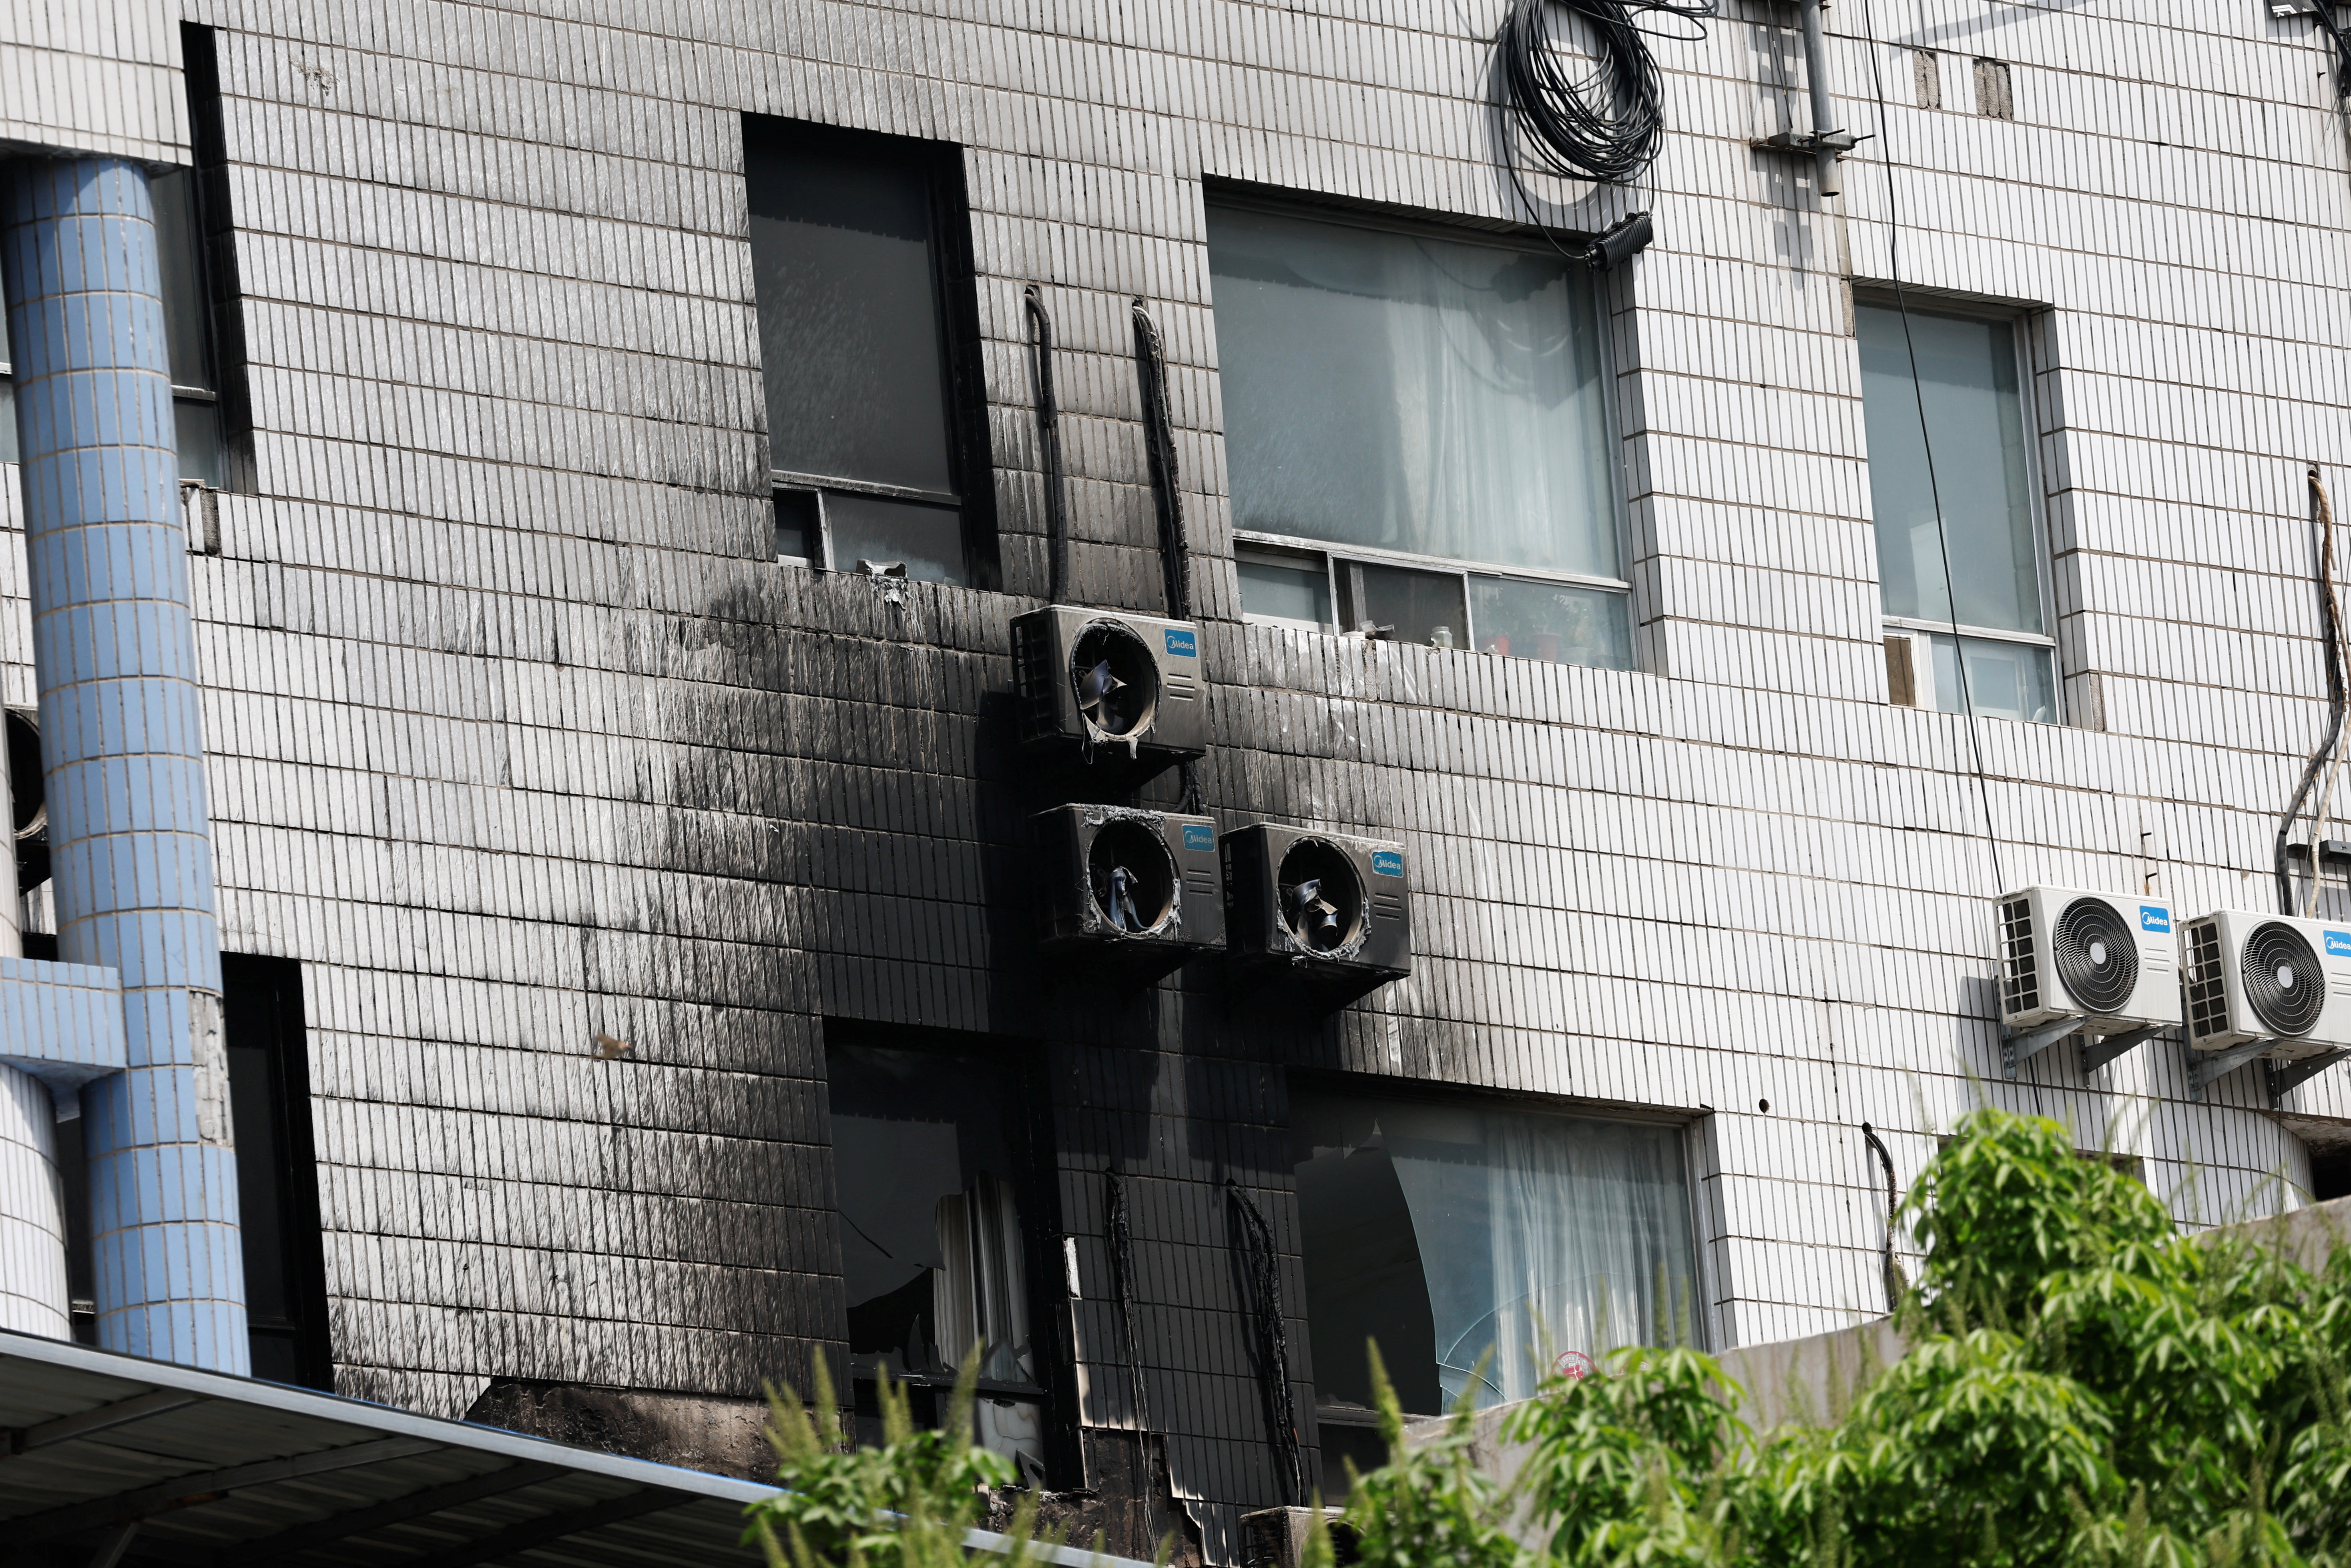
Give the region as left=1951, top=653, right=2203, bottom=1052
left=1996, top=887, right=2179, bottom=1077
left=1012, top=606, right=1205, bottom=788
left=2178, top=909, right=2351, bottom=1094
left=1034, top=804, right=1223, bottom=983
left=1224, top=824, right=1410, bottom=1006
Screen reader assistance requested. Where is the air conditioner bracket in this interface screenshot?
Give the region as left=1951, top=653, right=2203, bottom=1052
left=2188, top=1038, right=2276, bottom=1098
left=2268, top=1047, right=2351, bottom=1106
left=2080, top=1023, right=2166, bottom=1076
left=1751, top=128, right=1865, bottom=156
left=2002, top=1015, right=2082, bottom=1079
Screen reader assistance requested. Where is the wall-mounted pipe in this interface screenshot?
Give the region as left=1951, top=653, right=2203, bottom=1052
left=1, top=156, right=246, bottom=1372
left=1797, top=0, right=1841, bottom=197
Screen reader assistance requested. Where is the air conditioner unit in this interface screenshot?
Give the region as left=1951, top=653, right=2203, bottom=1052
left=1012, top=606, right=1206, bottom=787
left=2178, top=909, right=2351, bottom=1059
left=1996, top=887, right=2180, bottom=1034
left=1224, top=824, right=1410, bottom=1005
left=1034, top=805, right=1223, bottom=983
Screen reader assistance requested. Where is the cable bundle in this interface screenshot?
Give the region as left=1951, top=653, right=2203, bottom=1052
left=1498, top=0, right=1715, bottom=186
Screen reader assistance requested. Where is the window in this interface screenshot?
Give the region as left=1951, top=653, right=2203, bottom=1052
left=747, top=119, right=988, bottom=584
left=1207, top=200, right=1632, bottom=669
left=1291, top=1087, right=1701, bottom=1489
left=0, top=166, right=226, bottom=486
left=223, top=954, right=333, bottom=1387
left=1858, top=303, right=2058, bottom=723
left=826, top=1036, right=1045, bottom=1478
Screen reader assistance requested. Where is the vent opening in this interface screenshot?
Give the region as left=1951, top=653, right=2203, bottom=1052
left=1277, top=837, right=1366, bottom=954
left=1070, top=622, right=1160, bottom=739
left=1088, top=820, right=1177, bottom=936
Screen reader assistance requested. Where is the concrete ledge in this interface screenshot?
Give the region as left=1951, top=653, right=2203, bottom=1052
left=0, top=955, right=125, bottom=1096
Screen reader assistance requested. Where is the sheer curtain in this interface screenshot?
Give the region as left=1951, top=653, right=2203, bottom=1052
left=1485, top=1115, right=1699, bottom=1401
left=1299, top=1093, right=1702, bottom=1413
left=1207, top=205, right=1619, bottom=577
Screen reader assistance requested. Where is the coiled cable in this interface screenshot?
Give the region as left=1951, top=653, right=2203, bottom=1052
left=1498, top=0, right=1716, bottom=187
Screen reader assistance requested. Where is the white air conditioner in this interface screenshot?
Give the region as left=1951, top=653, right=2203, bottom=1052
left=1996, top=886, right=2180, bottom=1034
left=2178, top=909, right=2351, bottom=1059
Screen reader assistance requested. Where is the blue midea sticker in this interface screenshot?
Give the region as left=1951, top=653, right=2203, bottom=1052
left=1164, top=627, right=1198, bottom=658
left=2138, top=904, right=2171, bottom=935
left=1183, top=823, right=1215, bottom=852
left=1371, top=850, right=1405, bottom=878
left=2327, top=930, right=2351, bottom=960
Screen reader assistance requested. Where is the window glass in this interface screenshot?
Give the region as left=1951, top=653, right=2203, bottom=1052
left=1237, top=552, right=1331, bottom=629
left=1208, top=204, right=1618, bottom=578
left=1357, top=561, right=1467, bottom=648
left=748, top=134, right=956, bottom=496
left=1471, top=576, right=1632, bottom=668
left=1929, top=631, right=2056, bottom=723
left=1857, top=305, right=2041, bottom=634
left=827, top=492, right=963, bottom=582
left=151, top=168, right=225, bottom=487
left=1293, top=1090, right=1700, bottom=1417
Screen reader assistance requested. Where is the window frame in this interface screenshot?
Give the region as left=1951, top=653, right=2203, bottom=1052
left=1855, top=291, right=2062, bottom=722
left=820, top=1020, right=1066, bottom=1480
left=746, top=117, right=998, bottom=587
left=1285, top=1072, right=1711, bottom=1454
left=1207, top=189, right=1640, bottom=664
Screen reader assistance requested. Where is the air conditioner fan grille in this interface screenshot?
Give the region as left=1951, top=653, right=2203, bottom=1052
left=2242, top=921, right=2325, bottom=1037
left=2052, top=897, right=2137, bottom=1014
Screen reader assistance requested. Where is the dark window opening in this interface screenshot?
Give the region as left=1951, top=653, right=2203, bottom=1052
left=1291, top=1084, right=1701, bottom=1493
left=225, top=954, right=333, bottom=1388
left=746, top=118, right=993, bottom=586
left=2313, top=1150, right=2351, bottom=1203
left=825, top=1031, right=1046, bottom=1480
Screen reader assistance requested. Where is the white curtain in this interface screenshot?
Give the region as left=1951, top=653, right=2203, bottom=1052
left=1380, top=1105, right=1699, bottom=1408
left=933, top=1173, right=1034, bottom=1384
left=1207, top=205, right=1619, bottom=577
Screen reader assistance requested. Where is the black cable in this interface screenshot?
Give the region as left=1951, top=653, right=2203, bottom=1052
left=2275, top=470, right=2347, bottom=914
left=1130, top=302, right=1190, bottom=622
left=2317, top=2, right=2351, bottom=99
left=1105, top=1168, right=1151, bottom=1433
left=1857, top=0, right=2006, bottom=896
left=1225, top=1179, right=1303, bottom=1506
left=1497, top=0, right=1715, bottom=189
left=1859, top=1122, right=1901, bottom=1314
left=1025, top=285, right=1070, bottom=605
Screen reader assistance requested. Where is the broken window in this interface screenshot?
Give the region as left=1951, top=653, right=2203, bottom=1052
left=826, top=1037, right=1044, bottom=1478
left=1859, top=303, right=2058, bottom=722
left=1207, top=199, right=1632, bottom=668
left=746, top=118, right=983, bottom=583
left=1291, top=1088, right=1701, bottom=1482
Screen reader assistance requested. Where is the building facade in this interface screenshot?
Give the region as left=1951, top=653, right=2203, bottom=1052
left=3, top=0, right=2349, bottom=1561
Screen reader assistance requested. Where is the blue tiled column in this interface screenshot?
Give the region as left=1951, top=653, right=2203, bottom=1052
left=2, top=157, right=246, bottom=1372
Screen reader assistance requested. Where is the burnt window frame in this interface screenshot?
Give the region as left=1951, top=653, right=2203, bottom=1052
left=1284, top=1072, right=1711, bottom=1497
left=821, top=1020, right=1067, bottom=1482
left=743, top=117, right=999, bottom=589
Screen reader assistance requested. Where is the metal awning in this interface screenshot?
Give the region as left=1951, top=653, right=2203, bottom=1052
left=0, top=1331, right=1146, bottom=1568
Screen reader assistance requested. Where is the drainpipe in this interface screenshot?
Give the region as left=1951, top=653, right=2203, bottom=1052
left=2, top=157, right=247, bottom=1372
left=1797, top=0, right=1841, bottom=198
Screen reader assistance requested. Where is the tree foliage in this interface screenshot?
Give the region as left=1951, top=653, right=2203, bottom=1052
left=1339, top=1106, right=2351, bottom=1568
